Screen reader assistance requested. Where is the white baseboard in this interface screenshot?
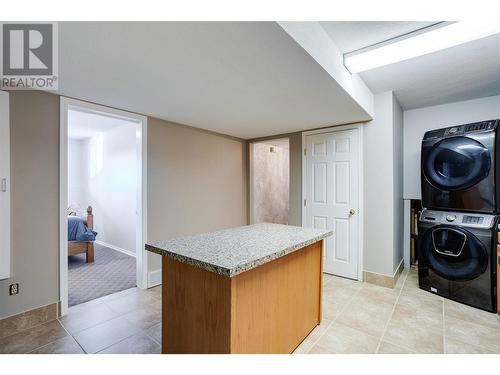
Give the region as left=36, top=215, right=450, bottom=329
left=95, top=240, right=136, bottom=258
left=148, top=269, right=162, bottom=288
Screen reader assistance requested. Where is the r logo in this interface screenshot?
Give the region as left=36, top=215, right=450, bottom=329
left=2, top=23, right=53, bottom=76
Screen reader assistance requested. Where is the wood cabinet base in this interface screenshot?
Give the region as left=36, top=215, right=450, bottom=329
left=161, top=240, right=323, bottom=354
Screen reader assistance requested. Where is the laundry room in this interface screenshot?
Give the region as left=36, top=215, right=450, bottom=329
left=2, top=17, right=500, bottom=361
left=403, top=94, right=500, bottom=313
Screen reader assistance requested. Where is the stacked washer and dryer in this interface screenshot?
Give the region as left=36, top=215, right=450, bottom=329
left=419, top=119, right=499, bottom=312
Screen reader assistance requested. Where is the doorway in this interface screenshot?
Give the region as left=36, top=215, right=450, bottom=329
left=302, top=125, right=364, bottom=280
left=249, top=138, right=290, bottom=224
left=59, top=97, right=148, bottom=316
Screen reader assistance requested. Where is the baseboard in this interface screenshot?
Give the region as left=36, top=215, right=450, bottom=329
left=393, top=258, right=405, bottom=285
left=363, top=270, right=394, bottom=289
left=148, top=269, right=162, bottom=288
left=363, top=258, right=406, bottom=289
left=95, top=240, right=136, bottom=258
left=0, top=302, right=58, bottom=340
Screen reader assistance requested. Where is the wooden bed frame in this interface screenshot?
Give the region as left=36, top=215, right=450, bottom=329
left=68, top=206, right=94, bottom=263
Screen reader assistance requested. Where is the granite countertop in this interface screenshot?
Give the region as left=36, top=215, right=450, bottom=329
left=146, top=223, right=332, bottom=277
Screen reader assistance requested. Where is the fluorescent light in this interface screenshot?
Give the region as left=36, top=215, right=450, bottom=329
left=344, top=22, right=500, bottom=73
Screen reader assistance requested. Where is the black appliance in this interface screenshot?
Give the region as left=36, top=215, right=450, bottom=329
left=421, top=119, right=500, bottom=213
left=418, top=209, right=497, bottom=312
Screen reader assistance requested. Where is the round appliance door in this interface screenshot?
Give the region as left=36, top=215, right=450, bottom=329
left=423, top=137, right=491, bottom=191
left=420, top=225, right=488, bottom=281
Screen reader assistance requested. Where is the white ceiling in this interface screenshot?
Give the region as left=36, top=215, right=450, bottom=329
left=320, top=21, right=437, bottom=53
left=359, top=33, right=500, bottom=109
left=58, top=22, right=371, bottom=140
left=320, top=22, right=500, bottom=110
left=68, top=109, right=136, bottom=140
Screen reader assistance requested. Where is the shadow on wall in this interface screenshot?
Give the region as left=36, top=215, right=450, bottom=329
left=252, top=139, right=290, bottom=224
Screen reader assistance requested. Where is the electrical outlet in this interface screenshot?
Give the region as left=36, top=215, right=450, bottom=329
left=9, top=283, right=19, bottom=296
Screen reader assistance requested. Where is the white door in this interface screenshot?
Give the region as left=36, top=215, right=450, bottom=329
left=304, top=129, right=359, bottom=279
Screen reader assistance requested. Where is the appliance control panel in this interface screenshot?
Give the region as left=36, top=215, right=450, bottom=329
left=423, top=119, right=499, bottom=140
left=420, top=209, right=495, bottom=229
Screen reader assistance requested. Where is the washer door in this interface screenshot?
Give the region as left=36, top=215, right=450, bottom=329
left=420, top=226, right=488, bottom=281
left=423, top=137, right=491, bottom=191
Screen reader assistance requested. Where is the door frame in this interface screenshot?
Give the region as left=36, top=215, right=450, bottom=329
left=59, top=97, right=148, bottom=316
left=301, top=124, right=364, bottom=281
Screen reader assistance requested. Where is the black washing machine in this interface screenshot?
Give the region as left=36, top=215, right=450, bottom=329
left=418, top=209, right=497, bottom=312
left=421, top=119, right=500, bottom=213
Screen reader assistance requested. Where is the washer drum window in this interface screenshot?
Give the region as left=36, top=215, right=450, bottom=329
left=420, top=226, right=488, bottom=281
left=423, top=137, right=491, bottom=191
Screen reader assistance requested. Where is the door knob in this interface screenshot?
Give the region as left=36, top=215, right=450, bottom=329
left=349, top=208, right=356, bottom=216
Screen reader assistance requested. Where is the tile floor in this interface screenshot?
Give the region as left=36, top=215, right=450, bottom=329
left=1, top=269, right=499, bottom=354
left=294, top=269, right=500, bottom=354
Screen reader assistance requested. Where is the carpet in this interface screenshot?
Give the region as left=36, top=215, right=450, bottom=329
left=68, top=243, right=136, bottom=307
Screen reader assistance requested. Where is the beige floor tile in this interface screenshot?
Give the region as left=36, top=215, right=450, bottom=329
left=98, top=332, right=160, bottom=354
left=322, top=296, right=350, bottom=321
left=30, top=336, right=84, bottom=354
left=336, top=296, right=394, bottom=338
left=60, top=300, right=119, bottom=334
left=405, top=270, right=418, bottom=284
left=328, top=275, right=363, bottom=290
left=393, top=270, right=409, bottom=291
left=144, top=285, right=162, bottom=300
left=103, top=290, right=158, bottom=315
left=401, top=283, right=444, bottom=303
left=0, top=303, right=57, bottom=340
left=308, top=344, right=333, bottom=354
left=73, top=316, right=140, bottom=354
left=68, top=298, right=103, bottom=314
left=0, top=320, right=69, bottom=354
left=304, top=319, right=333, bottom=342
left=445, top=337, right=495, bottom=354
left=147, top=297, right=162, bottom=311
left=377, top=341, right=416, bottom=354
left=313, top=322, right=379, bottom=354
left=355, top=283, right=400, bottom=306
left=397, top=292, right=443, bottom=315
left=122, top=305, right=161, bottom=331
left=322, top=273, right=335, bottom=285
left=99, top=287, right=138, bottom=303
left=444, top=316, right=500, bottom=353
left=391, top=303, right=443, bottom=330
left=383, top=318, right=443, bottom=353
left=293, top=338, right=315, bottom=354
left=322, top=286, right=358, bottom=302
left=444, top=300, right=500, bottom=330
left=144, top=323, right=161, bottom=345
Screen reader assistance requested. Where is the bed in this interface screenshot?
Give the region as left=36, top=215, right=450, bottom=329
left=68, top=206, right=97, bottom=263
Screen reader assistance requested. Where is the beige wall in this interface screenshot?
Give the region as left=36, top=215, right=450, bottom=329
left=0, top=91, right=60, bottom=319
left=1, top=91, right=249, bottom=319
left=147, top=118, right=248, bottom=272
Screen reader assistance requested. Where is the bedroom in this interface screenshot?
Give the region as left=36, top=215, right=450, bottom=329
left=66, top=105, right=141, bottom=307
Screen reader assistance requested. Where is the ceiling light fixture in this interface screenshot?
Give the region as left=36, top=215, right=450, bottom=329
left=344, top=22, right=500, bottom=73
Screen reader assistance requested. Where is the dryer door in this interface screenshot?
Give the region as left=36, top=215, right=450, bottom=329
left=423, top=137, right=491, bottom=191
left=420, top=225, right=488, bottom=281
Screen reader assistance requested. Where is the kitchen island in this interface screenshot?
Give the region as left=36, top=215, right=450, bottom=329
left=146, top=223, right=332, bottom=354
